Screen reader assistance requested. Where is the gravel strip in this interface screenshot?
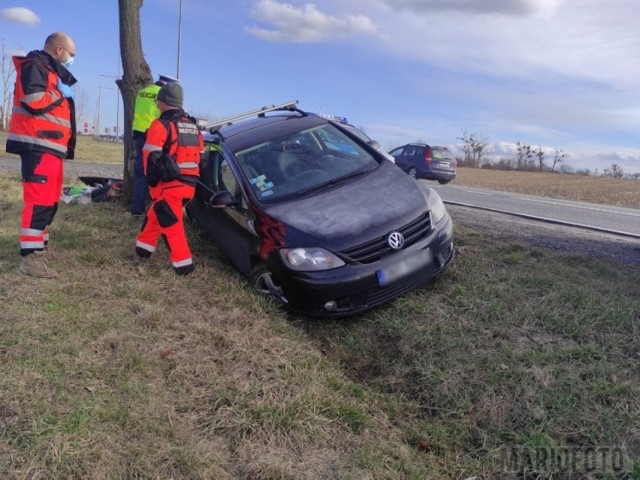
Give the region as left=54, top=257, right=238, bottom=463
left=448, top=205, right=640, bottom=267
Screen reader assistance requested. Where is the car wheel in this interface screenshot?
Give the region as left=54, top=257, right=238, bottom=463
left=438, top=179, right=451, bottom=184
left=407, top=166, right=418, bottom=178
left=250, top=263, right=289, bottom=306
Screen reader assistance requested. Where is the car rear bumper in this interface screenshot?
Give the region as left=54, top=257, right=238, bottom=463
left=273, top=214, right=454, bottom=317
left=420, top=169, right=456, bottom=181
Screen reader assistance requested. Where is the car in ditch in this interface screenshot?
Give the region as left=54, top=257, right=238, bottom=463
left=186, top=101, right=455, bottom=317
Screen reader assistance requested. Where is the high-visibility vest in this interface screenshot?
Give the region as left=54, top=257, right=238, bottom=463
left=6, top=51, right=76, bottom=159
left=143, top=109, right=204, bottom=179
left=132, top=83, right=161, bottom=133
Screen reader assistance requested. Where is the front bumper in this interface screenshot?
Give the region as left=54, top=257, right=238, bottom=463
left=273, top=214, right=455, bottom=317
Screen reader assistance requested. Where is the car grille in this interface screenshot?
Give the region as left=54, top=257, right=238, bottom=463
left=340, top=213, right=431, bottom=264
left=434, top=243, right=454, bottom=273
left=364, top=281, right=416, bottom=307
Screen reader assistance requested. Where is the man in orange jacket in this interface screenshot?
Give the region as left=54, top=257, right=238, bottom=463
left=6, top=32, right=77, bottom=278
left=133, top=82, right=204, bottom=275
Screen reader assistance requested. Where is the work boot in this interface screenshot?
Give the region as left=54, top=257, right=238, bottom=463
left=18, top=252, right=57, bottom=279
left=40, top=245, right=57, bottom=260
left=132, top=253, right=147, bottom=265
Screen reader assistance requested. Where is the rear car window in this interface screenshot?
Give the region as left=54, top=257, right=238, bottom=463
left=432, top=148, right=453, bottom=160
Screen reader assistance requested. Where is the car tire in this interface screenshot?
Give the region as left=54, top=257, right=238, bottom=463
left=438, top=179, right=451, bottom=184
left=250, top=263, right=289, bottom=306
left=407, top=166, right=418, bottom=178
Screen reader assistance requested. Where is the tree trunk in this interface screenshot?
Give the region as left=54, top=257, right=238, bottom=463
left=116, top=0, right=153, bottom=203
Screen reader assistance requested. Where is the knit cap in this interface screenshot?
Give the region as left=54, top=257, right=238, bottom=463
left=157, top=82, right=183, bottom=108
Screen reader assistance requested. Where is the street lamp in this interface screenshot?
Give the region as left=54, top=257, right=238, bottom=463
left=94, top=83, right=113, bottom=139
left=176, top=0, right=183, bottom=80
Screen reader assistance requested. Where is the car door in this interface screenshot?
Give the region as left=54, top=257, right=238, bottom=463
left=389, top=146, right=408, bottom=168
left=200, top=152, right=257, bottom=275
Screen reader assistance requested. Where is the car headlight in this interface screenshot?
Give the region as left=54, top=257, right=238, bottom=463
left=280, top=247, right=345, bottom=271
left=428, top=189, right=448, bottom=224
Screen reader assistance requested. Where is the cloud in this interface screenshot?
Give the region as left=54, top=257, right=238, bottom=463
left=381, top=0, right=561, bottom=16
left=247, top=0, right=377, bottom=43
left=1, top=7, right=40, bottom=25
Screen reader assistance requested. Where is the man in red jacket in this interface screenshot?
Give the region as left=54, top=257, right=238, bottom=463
left=6, top=32, right=77, bottom=278
left=133, top=82, right=204, bottom=275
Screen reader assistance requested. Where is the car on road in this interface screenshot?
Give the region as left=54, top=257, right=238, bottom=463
left=389, top=143, right=456, bottom=184
left=186, top=102, right=454, bottom=317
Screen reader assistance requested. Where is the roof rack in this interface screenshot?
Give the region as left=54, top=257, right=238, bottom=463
left=201, top=100, right=300, bottom=133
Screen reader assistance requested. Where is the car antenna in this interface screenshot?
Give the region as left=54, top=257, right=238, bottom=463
left=201, top=100, right=300, bottom=136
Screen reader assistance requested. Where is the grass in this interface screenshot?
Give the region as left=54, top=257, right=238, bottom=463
left=1, top=166, right=639, bottom=478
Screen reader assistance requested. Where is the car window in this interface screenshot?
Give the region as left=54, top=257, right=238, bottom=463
left=234, top=123, right=379, bottom=204
left=389, top=147, right=403, bottom=157
left=432, top=148, right=453, bottom=161
left=342, top=124, right=371, bottom=143
left=219, top=158, right=238, bottom=196
left=404, top=146, right=418, bottom=157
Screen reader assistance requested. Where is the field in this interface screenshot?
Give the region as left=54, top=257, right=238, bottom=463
left=455, top=168, right=640, bottom=209
left=1, top=144, right=639, bottom=478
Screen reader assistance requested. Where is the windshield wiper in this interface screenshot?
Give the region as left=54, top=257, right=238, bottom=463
left=295, top=169, right=368, bottom=196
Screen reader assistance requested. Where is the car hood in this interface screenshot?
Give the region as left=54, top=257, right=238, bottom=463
left=265, top=161, right=432, bottom=246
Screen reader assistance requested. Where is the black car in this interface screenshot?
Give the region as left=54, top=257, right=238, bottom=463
left=186, top=102, right=454, bottom=317
left=389, top=143, right=457, bottom=184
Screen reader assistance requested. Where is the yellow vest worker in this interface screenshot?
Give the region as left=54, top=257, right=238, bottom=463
left=131, top=73, right=177, bottom=215
left=132, top=84, right=160, bottom=134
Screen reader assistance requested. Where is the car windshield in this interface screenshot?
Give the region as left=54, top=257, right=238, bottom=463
left=234, top=123, right=380, bottom=203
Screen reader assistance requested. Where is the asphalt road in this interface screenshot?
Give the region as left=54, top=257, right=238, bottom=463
left=431, top=183, right=640, bottom=239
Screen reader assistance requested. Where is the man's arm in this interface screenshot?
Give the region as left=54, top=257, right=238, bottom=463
left=142, top=120, right=169, bottom=176
left=19, top=60, right=65, bottom=115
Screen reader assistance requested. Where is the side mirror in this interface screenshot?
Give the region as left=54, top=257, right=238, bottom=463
left=208, top=190, right=236, bottom=208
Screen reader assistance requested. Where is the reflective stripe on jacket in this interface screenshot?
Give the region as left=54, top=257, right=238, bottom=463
left=132, top=83, right=161, bottom=133
left=6, top=50, right=77, bottom=159
left=143, top=108, right=204, bottom=180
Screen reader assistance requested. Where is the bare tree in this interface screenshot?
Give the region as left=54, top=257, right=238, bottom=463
left=74, top=87, right=91, bottom=131
left=117, top=0, right=153, bottom=202
left=551, top=148, right=566, bottom=172
left=535, top=146, right=545, bottom=172
left=515, top=141, right=533, bottom=171
left=457, top=130, right=488, bottom=168
left=1, top=39, right=17, bottom=131
left=603, top=163, right=624, bottom=178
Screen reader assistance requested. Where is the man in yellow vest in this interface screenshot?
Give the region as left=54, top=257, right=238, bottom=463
left=131, top=73, right=177, bottom=216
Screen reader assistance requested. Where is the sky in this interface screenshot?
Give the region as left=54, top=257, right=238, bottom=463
left=1, top=0, right=639, bottom=174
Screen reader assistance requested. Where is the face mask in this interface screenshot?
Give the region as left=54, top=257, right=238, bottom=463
left=62, top=55, right=74, bottom=69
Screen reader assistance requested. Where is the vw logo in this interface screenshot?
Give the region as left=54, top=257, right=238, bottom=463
left=387, top=231, right=405, bottom=250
